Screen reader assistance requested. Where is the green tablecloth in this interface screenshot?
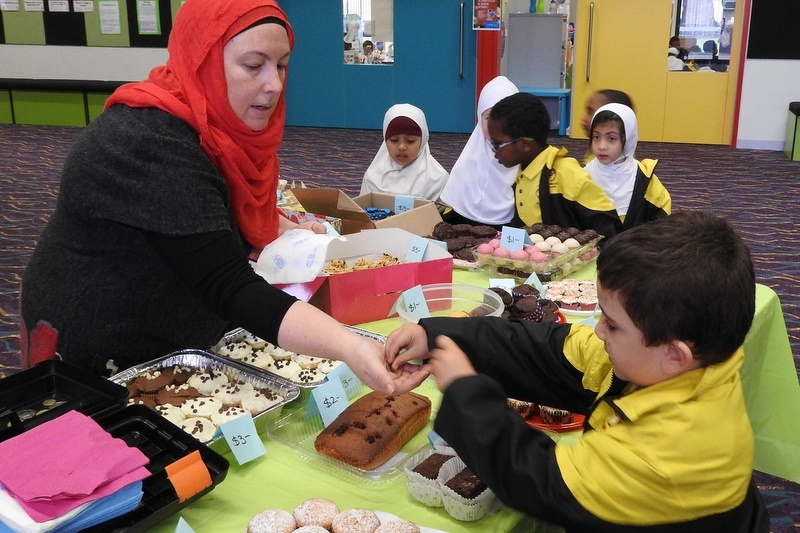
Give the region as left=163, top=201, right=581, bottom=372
left=150, top=264, right=800, bottom=533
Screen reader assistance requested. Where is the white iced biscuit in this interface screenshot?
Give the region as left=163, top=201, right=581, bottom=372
left=212, top=380, right=254, bottom=406
left=180, top=417, right=218, bottom=442
left=181, top=396, right=223, bottom=418
left=155, top=404, right=186, bottom=425
left=292, top=353, right=326, bottom=369
left=210, top=405, right=249, bottom=425
left=217, top=340, right=252, bottom=360
left=268, top=346, right=295, bottom=360
left=187, top=369, right=229, bottom=395
left=267, top=359, right=302, bottom=381
left=241, top=351, right=274, bottom=370
left=241, top=389, right=284, bottom=416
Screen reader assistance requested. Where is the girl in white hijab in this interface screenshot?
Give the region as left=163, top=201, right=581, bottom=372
left=439, top=76, right=519, bottom=228
left=584, top=103, right=671, bottom=229
left=360, top=103, right=449, bottom=201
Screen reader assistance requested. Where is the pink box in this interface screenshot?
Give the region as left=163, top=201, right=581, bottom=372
left=276, top=228, right=453, bottom=325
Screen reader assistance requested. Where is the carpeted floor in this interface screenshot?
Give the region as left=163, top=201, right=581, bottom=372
left=1, top=123, right=799, bottom=530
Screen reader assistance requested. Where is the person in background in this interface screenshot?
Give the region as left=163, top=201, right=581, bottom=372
left=580, top=88, right=634, bottom=137
left=384, top=211, right=770, bottom=532
left=19, top=0, right=413, bottom=395
left=487, top=92, right=621, bottom=239
left=667, top=46, right=690, bottom=71
left=584, top=103, right=670, bottom=230
left=360, top=103, right=449, bottom=201
left=669, top=35, right=689, bottom=59
left=439, top=76, right=519, bottom=229
left=357, top=39, right=379, bottom=64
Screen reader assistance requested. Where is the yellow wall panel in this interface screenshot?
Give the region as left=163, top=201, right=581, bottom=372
left=663, top=73, right=730, bottom=144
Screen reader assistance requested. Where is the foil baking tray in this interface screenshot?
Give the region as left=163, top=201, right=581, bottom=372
left=211, top=326, right=385, bottom=399
left=109, top=349, right=299, bottom=454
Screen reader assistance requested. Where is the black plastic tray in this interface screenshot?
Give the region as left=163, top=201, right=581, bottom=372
left=80, top=405, right=229, bottom=532
left=0, top=364, right=229, bottom=532
left=0, top=359, right=128, bottom=440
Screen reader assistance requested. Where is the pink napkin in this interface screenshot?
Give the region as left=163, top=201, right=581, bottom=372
left=0, top=410, right=150, bottom=522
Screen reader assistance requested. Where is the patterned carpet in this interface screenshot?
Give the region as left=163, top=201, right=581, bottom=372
left=1, top=123, right=798, bottom=530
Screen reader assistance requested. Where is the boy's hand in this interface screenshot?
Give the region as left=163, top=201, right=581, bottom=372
left=385, top=323, right=431, bottom=369
left=429, top=335, right=476, bottom=392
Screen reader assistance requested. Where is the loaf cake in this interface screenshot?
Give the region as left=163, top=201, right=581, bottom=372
left=314, top=391, right=431, bottom=470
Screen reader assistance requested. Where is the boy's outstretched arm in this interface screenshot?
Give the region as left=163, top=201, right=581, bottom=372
left=428, top=335, right=477, bottom=392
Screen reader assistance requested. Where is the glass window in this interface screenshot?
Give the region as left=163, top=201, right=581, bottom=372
left=675, top=0, right=734, bottom=61
left=343, top=0, right=394, bottom=65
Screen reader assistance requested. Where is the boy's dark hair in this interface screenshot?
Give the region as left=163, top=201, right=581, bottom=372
left=489, top=93, right=550, bottom=146
left=598, top=89, right=635, bottom=112
left=596, top=211, right=755, bottom=365
left=589, top=110, right=626, bottom=149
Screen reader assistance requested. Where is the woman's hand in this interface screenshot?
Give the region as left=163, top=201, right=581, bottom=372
left=295, top=220, right=327, bottom=234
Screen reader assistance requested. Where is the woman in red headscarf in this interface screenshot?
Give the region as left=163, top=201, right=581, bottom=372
left=20, top=0, right=421, bottom=394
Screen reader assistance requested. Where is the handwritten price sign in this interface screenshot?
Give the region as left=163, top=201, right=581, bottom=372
left=220, top=414, right=266, bottom=465
left=500, top=225, right=531, bottom=252
left=312, top=378, right=349, bottom=427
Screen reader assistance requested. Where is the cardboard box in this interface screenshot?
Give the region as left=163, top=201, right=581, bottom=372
left=289, top=188, right=374, bottom=235
left=353, top=192, right=443, bottom=236
left=276, top=228, right=453, bottom=325
left=289, top=188, right=443, bottom=236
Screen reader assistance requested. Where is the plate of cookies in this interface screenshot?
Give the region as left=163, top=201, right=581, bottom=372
left=245, top=499, right=446, bottom=533
left=110, top=349, right=299, bottom=452
left=545, top=279, right=599, bottom=316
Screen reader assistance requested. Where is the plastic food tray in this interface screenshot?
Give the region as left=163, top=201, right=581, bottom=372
left=474, top=237, right=601, bottom=273
left=80, top=404, right=229, bottom=533
left=211, top=326, right=382, bottom=400
left=109, top=349, right=299, bottom=454
left=0, top=359, right=128, bottom=441
left=266, top=388, right=436, bottom=486
left=475, top=239, right=601, bottom=282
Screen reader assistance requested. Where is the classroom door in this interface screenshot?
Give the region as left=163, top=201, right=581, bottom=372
left=279, top=0, right=476, bottom=133
left=570, top=0, right=672, bottom=141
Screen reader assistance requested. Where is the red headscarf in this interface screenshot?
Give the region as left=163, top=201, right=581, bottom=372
left=105, top=0, right=294, bottom=249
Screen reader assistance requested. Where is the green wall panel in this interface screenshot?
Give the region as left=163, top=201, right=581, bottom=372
left=0, top=91, right=12, bottom=124
left=85, top=0, right=130, bottom=46
left=2, top=11, right=45, bottom=44
left=12, top=90, right=86, bottom=126
left=87, top=92, right=111, bottom=122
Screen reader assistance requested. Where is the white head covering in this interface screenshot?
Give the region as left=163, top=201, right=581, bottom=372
left=584, top=103, right=639, bottom=216
left=360, top=103, right=449, bottom=201
left=439, top=76, right=519, bottom=224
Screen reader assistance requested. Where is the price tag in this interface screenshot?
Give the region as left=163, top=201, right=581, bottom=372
left=399, top=285, right=430, bottom=320
left=580, top=315, right=599, bottom=327
left=524, top=272, right=546, bottom=297
left=428, top=430, right=448, bottom=448
left=489, top=278, right=516, bottom=291
left=427, top=238, right=448, bottom=251
left=322, top=221, right=340, bottom=237
left=500, top=225, right=531, bottom=252
left=219, top=413, right=266, bottom=465
left=175, top=517, right=197, bottom=533
left=405, top=235, right=429, bottom=262
left=326, top=362, right=361, bottom=394
left=312, top=379, right=349, bottom=427
left=394, top=195, right=415, bottom=214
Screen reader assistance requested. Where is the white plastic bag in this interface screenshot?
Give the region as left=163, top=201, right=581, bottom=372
left=254, top=229, right=345, bottom=284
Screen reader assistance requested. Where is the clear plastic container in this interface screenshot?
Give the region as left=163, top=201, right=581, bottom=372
left=394, top=283, right=505, bottom=323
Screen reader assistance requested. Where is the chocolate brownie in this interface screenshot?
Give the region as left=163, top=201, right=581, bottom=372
left=445, top=467, right=487, bottom=499
left=412, top=453, right=453, bottom=479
